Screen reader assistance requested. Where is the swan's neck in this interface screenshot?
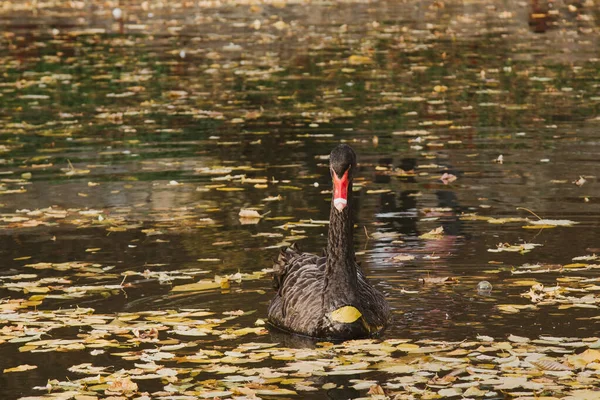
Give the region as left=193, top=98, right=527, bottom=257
left=325, top=182, right=357, bottom=293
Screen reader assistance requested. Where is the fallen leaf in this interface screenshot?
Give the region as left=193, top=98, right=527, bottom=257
left=330, top=306, right=362, bottom=323
left=3, top=364, right=38, bottom=373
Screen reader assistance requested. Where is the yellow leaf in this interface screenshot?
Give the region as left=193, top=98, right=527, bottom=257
left=366, top=189, right=391, bottom=194
left=568, top=349, right=600, bottom=368
left=348, top=55, right=373, bottom=65
left=241, top=177, right=268, bottom=184
left=330, top=306, right=362, bottom=323
left=18, top=345, right=38, bottom=352
left=563, top=263, right=588, bottom=269
left=511, top=280, right=539, bottom=286
left=379, top=364, right=416, bottom=373
left=419, top=226, right=444, bottom=240
left=4, top=364, right=37, bottom=373
left=396, top=343, right=420, bottom=352
left=232, top=327, right=267, bottom=336
left=171, top=280, right=221, bottom=292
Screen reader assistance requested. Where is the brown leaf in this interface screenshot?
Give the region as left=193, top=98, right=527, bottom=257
left=367, top=384, right=385, bottom=395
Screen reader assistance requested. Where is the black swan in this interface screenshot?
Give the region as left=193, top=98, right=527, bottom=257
left=267, top=144, right=391, bottom=339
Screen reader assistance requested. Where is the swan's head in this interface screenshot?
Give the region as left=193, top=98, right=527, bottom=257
left=329, top=144, right=356, bottom=212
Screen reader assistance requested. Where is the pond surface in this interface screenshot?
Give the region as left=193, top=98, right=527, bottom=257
left=1, top=1, right=600, bottom=399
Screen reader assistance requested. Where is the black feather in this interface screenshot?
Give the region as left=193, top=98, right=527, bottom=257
left=267, top=145, right=390, bottom=340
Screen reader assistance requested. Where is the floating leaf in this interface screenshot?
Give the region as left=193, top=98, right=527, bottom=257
left=239, top=209, right=262, bottom=219
left=391, top=254, right=415, bottom=262
left=3, top=364, right=37, bottom=373
left=419, top=226, right=444, bottom=240
left=440, top=172, right=457, bottom=184
left=419, top=276, right=458, bottom=284
left=532, top=359, right=573, bottom=371
left=171, top=280, right=221, bottom=292
left=330, top=306, right=362, bottom=323
left=488, top=242, right=542, bottom=253
left=528, top=219, right=578, bottom=227
left=348, top=55, right=373, bottom=65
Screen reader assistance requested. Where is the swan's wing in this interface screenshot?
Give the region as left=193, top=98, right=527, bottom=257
left=269, top=246, right=390, bottom=338
left=272, top=243, right=301, bottom=290
left=356, top=267, right=391, bottom=330
left=268, top=247, right=326, bottom=337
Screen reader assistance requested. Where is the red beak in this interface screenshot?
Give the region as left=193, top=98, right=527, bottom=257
left=332, top=169, right=349, bottom=212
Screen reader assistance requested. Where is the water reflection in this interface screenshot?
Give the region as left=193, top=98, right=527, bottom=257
left=1, top=0, right=600, bottom=397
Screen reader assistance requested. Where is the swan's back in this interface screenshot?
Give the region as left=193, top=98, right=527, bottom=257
left=268, top=245, right=326, bottom=337
left=267, top=244, right=390, bottom=339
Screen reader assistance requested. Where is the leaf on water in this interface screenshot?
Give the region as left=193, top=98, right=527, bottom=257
left=419, top=226, right=444, bottom=240
left=563, top=390, right=600, bottom=400
left=366, top=189, right=391, bottom=194
left=370, top=231, right=402, bottom=240
left=241, top=177, right=268, bottom=184
left=279, top=185, right=302, bottom=191
left=563, top=263, right=588, bottom=269
left=391, top=254, right=415, bottom=262
left=330, top=306, right=362, bottom=323
left=531, top=358, right=573, bottom=371
left=419, top=276, right=458, bottom=285
left=522, top=224, right=558, bottom=229
left=488, top=242, right=542, bottom=253
left=463, top=386, right=488, bottom=397
left=438, top=387, right=463, bottom=397
left=396, top=343, right=420, bottom=352
left=377, top=363, right=416, bottom=374
left=239, top=208, right=268, bottom=224
left=3, top=364, right=37, bottom=373
left=348, top=55, right=373, bottom=65
left=567, top=349, right=600, bottom=368
left=165, top=90, right=188, bottom=98
left=488, top=217, right=527, bottom=224
left=19, top=94, right=50, bottom=100
left=497, top=304, right=537, bottom=313
left=324, top=368, right=371, bottom=376
left=493, top=376, right=543, bottom=390
left=255, top=388, right=297, bottom=396
left=171, top=280, right=221, bottom=292
left=508, top=334, right=530, bottom=343
left=262, top=195, right=282, bottom=202
left=367, top=384, right=385, bottom=395
left=440, top=172, right=457, bottom=184
left=573, top=176, right=587, bottom=186
left=0, top=188, right=27, bottom=195
left=528, top=219, right=578, bottom=227
left=239, top=209, right=262, bottom=219
left=400, top=288, right=419, bottom=294
left=61, top=160, right=90, bottom=176
left=511, top=280, right=540, bottom=286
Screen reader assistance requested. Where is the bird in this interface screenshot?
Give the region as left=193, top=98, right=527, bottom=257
left=267, top=144, right=391, bottom=340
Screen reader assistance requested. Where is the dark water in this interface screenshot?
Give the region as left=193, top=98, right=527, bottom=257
left=1, top=0, right=600, bottom=398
